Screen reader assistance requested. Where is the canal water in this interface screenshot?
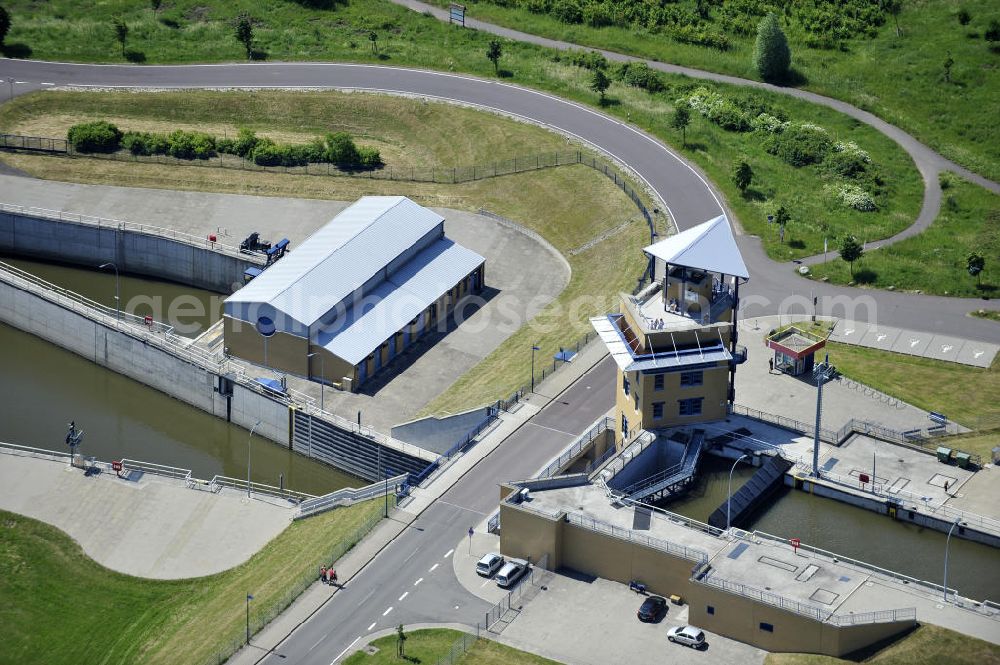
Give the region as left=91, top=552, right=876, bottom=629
left=665, top=456, right=1000, bottom=602
left=0, top=258, right=360, bottom=495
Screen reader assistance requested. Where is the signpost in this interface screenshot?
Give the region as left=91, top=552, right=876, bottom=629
left=790, top=537, right=801, bottom=554
left=468, top=526, right=474, bottom=554
left=449, top=3, right=466, bottom=26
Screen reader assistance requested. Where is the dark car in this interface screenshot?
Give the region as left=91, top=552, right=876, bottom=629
left=637, top=595, right=668, bottom=622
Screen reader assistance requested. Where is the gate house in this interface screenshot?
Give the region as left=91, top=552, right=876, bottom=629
left=223, top=196, right=485, bottom=391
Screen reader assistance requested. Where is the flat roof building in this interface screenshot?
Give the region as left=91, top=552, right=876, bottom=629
left=223, top=196, right=485, bottom=392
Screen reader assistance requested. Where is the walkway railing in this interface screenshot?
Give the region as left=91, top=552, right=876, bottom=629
left=537, top=416, right=613, bottom=480
left=296, top=473, right=408, bottom=519
left=730, top=403, right=838, bottom=443
left=593, top=430, right=656, bottom=485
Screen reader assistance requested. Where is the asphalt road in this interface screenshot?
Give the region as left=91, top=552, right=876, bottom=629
left=261, top=356, right=615, bottom=664
left=2, top=59, right=997, bottom=342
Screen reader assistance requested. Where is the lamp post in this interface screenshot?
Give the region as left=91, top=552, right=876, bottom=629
left=246, top=593, right=254, bottom=645
left=247, top=419, right=261, bottom=499
left=531, top=344, right=540, bottom=392
left=307, top=351, right=325, bottom=412
left=99, top=262, right=120, bottom=322
left=384, top=466, right=392, bottom=518
left=943, top=518, right=966, bottom=602
left=726, top=454, right=752, bottom=530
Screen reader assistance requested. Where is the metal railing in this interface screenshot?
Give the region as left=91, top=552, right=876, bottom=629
left=731, top=403, right=838, bottom=443
left=537, top=416, right=613, bottom=479
left=593, top=430, right=656, bottom=485
left=296, top=473, right=408, bottom=519
left=0, top=200, right=253, bottom=261
left=0, top=440, right=74, bottom=462
left=828, top=608, right=917, bottom=626
left=565, top=511, right=708, bottom=563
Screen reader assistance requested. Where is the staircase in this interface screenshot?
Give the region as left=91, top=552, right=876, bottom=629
left=707, top=455, right=793, bottom=530
left=621, top=429, right=705, bottom=502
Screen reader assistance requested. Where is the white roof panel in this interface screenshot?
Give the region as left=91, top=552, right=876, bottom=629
left=315, top=239, right=485, bottom=365
left=590, top=315, right=633, bottom=371
left=644, top=215, right=749, bottom=280
left=226, top=197, right=444, bottom=326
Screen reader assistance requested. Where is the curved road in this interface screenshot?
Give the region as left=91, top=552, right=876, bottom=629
left=3, top=59, right=998, bottom=342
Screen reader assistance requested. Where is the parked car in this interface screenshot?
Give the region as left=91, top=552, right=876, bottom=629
left=637, top=595, right=668, bottom=622
left=495, top=558, right=529, bottom=588
left=667, top=625, right=706, bottom=649
left=476, top=552, right=505, bottom=577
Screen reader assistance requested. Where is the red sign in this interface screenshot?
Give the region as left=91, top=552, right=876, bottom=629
left=208, top=233, right=217, bottom=243
left=144, top=315, right=153, bottom=326
left=112, top=460, right=123, bottom=472
left=859, top=473, right=870, bottom=486
left=790, top=537, right=801, bottom=553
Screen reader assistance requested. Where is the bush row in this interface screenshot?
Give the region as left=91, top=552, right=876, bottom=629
left=67, top=123, right=381, bottom=169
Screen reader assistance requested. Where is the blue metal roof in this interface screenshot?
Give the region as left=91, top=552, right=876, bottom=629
left=313, top=238, right=484, bottom=365
left=625, top=344, right=732, bottom=372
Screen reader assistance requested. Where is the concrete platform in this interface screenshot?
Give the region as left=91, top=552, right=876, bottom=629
left=818, top=318, right=998, bottom=368
left=0, top=452, right=294, bottom=579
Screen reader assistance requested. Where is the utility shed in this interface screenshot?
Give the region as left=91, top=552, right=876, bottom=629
left=223, top=196, right=486, bottom=391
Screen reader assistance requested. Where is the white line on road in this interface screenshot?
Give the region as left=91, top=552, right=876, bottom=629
left=403, top=547, right=421, bottom=563
left=383, top=606, right=393, bottom=616
left=398, top=591, right=409, bottom=601
left=331, top=636, right=360, bottom=665
left=480, top=579, right=491, bottom=588
left=309, top=636, right=326, bottom=652
left=367, top=622, right=377, bottom=631
left=414, top=578, right=424, bottom=586
left=436, top=499, right=487, bottom=515
left=526, top=422, right=577, bottom=437
left=444, top=549, right=454, bottom=558
left=429, top=563, right=439, bottom=572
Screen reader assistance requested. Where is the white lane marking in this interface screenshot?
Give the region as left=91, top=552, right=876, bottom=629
left=429, top=563, right=439, bottom=572
left=40, top=82, right=55, bottom=86
left=309, top=636, right=326, bottom=652
left=383, top=606, right=393, bottom=616
left=444, top=549, right=454, bottom=558
left=399, top=591, right=409, bottom=601
left=403, top=547, right=421, bottom=563
left=481, top=579, right=491, bottom=588
left=414, top=577, right=424, bottom=586
left=331, top=636, right=360, bottom=665
left=367, top=622, right=377, bottom=631
left=436, top=499, right=487, bottom=515
left=526, top=421, right=577, bottom=437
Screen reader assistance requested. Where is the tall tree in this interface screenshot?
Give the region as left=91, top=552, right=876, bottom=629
left=840, top=235, right=864, bottom=278
left=486, top=39, right=502, bottom=74
left=369, top=31, right=378, bottom=54
left=943, top=52, right=954, bottom=83
left=774, top=205, right=790, bottom=243
left=753, top=13, right=791, bottom=82
left=882, top=0, right=903, bottom=37
left=732, top=160, right=753, bottom=193
left=112, top=17, right=128, bottom=57
left=967, top=253, right=985, bottom=287
left=590, top=69, right=610, bottom=103
left=396, top=624, right=407, bottom=658
left=233, top=12, right=254, bottom=60
left=0, top=5, right=11, bottom=49
left=671, top=105, right=691, bottom=147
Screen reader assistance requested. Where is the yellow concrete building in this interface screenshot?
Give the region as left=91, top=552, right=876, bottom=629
left=591, top=215, right=749, bottom=445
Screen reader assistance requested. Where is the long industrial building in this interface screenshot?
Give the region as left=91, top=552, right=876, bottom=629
left=223, top=196, right=485, bottom=391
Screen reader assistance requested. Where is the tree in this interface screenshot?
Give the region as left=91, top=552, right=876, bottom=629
left=151, top=0, right=162, bottom=14
left=967, top=253, right=985, bottom=287
left=369, top=31, right=378, bottom=54
left=732, top=160, right=753, bottom=193
left=486, top=39, right=502, bottom=74
left=112, top=17, right=128, bottom=58
left=233, top=12, right=254, bottom=60
left=987, top=19, right=1000, bottom=42
left=590, top=69, right=610, bottom=103
left=753, top=13, right=791, bottom=82
left=396, top=624, right=407, bottom=658
left=670, top=105, right=690, bottom=146
left=774, top=205, right=790, bottom=243
left=882, top=0, right=903, bottom=37
left=943, top=52, right=954, bottom=83
left=957, top=9, right=971, bottom=26
left=839, top=235, right=864, bottom=278
left=0, top=5, right=11, bottom=49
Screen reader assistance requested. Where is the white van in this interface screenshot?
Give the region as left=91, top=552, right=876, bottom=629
left=495, top=558, right=529, bottom=588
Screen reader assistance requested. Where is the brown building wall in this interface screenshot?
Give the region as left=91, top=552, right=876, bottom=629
left=224, top=316, right=309, bottom=375
left=498, top=504, right=563, bottom=570
left=306, top=346, right=355, bottom=388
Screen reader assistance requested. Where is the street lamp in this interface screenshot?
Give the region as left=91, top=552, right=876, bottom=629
left=531, top=343, right=540, bottom=392
left=247, top=419, right=261, bottom=499
left=726, top=453, right=752, bottom=530
left=307, top=351, right=325, bottom=412
left=384, top=466, right=392, bottom=518
left=943, top=518, right=966, bottom=602
left=99, top=262, right=120, bottom=322
left=246, top=592, right=254, bottom=645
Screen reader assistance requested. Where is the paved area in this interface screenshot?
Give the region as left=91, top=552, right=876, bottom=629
left=945, top=465, right=1000, bottom=520
left=0, top=451, right=294, bottom=579
left=826, top=319, right=998, bottom=368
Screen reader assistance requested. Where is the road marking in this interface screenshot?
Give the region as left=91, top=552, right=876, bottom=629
left=444, top=549, right=454, bottom=558
left=398, top=592, right=408, bottom=601
left=429, top=563, right=439, bottom=572
left=414, top=577, right=424, bottom=586
left=403, top=547, right=421, bottom=563
left=526, top=421, right=577, bottom=437
left=40, top=82, right=55, bottom=86
left=383, top=606, right=393, bottom=616
left=367, top=622, right=377, bottom=631
left=331, top=636, right=360, bottom=665
left=309, top=636, right=327, bottom=652
left=481, top=579, right=491, bottom=588
left=436, top=499, right=487, bottom=515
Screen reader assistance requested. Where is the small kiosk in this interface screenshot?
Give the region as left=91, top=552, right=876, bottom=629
left=765, top=326, right=828, bottom=376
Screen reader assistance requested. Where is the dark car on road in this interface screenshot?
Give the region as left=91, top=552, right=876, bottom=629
left=637, top=595, right=668, bottom=622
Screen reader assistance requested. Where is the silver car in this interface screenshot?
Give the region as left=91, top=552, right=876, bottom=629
left=667, top=625, right=706, bottom=649
left=476, top=552, right=504, bottom=577
left=495, top=558, right=529, bottom=588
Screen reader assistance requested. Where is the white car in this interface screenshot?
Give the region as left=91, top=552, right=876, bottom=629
left=667, top=625, right=706, bottom=649
left=476, top=552, right=504, bottom=577
left=495, top=558, right=529, bottom=588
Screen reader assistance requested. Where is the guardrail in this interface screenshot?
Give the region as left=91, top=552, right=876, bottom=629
left=537, top=416, right=613, bottom=480
left=731, top=403, right=838, bottom=443
left=565, top=511, right=708, bottom=563
left=828, top=608, right=917, bottom=626
left=593, top=430, right=656, bottom=485
left=0, top=440, right=73, bottom=462
left=296, top=473, right=408, bottom=519
left=0, top=200, right=254, bottom=262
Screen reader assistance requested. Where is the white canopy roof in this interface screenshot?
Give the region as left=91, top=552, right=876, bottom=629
left=643, top=215, right=749, bottom=280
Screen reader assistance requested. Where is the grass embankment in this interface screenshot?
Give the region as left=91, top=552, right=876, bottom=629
left=0, top=501, right=383, bottom=665
left=0, top=89, right=645, bottom=413
left=827, top=342, right=1000, bottom=434
left=809, top=176, right=1000, bottom=296
left=420, top=0, right=1000, bottom=183
left=0, top=0, right=924, bottom=264
left=342, top=628, right=560, bottom=665
left=765, top=624, right=1000, bottom=665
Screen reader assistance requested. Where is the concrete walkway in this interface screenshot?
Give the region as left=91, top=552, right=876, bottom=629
left=0, top=451, right=294, bottom=579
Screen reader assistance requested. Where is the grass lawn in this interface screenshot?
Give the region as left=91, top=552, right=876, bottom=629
left=826, top=342, right=1000, bottom=431
left=765, top=624, right=1000, bottom=665
left=808, top=176, right=1000, bottom=297
left=0, top=500, right=384, bottom=665
left=419, top=0, right=1000, bottom=183
left=0, top=0, right=924, bottom=264
left=342, top=628, right=560, bottom=665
